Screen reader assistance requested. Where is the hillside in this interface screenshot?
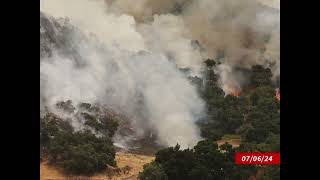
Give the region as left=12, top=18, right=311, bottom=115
left=40, top=152, right=154, bottom=180
left=40, top=0, right=280, bottom=179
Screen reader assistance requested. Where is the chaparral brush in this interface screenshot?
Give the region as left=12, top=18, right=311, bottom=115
left=40, top=0, right=280, bottom=179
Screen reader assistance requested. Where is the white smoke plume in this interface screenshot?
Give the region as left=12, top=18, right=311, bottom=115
left=40, top=0, right=279, bottom=147
left=104, top=0, right=280, bottom=91
left=40, top=0, right=205, bottom=148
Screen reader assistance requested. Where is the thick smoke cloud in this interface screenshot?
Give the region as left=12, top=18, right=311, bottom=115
left=40, top=0, right=205, bottom=148
left=183, top=0, right=279, bottom=92
left=104, top=0, right=280, bottom=91
left=40, top=0, right=279, bottom=147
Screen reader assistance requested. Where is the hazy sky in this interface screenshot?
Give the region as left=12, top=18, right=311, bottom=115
left=257, top=0, right=280, bottom=9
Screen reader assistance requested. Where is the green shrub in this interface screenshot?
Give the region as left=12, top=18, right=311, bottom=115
left=139, top=161, right=168, bottom=180
left=48, top=130, right=116, bottom=175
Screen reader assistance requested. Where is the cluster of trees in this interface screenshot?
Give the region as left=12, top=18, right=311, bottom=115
left=198, top=59, right=280, bottom=147
left=139, top=140, right=263, bottom=180
left=40, top=58, right=280, bottom=178
left=141, top=59, right=280, bottom=179
left=48, top=130, right=116, bottom=175
left=140, top=140, right=280, bottom=180
left=40, top=101, right=119, bottom=175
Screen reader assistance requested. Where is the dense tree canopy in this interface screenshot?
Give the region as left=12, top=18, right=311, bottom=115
left=141, top=140, right=260, bottom=180
left=40, top=101, right=119, bottom=175
left=48, top=130, right=115, bottom=175
left=142, top=60, right=280, bottom=179
left=197, top=60, right=280, bottom=146
left=41, top=59, right=280, bottom=178
left=250, top=65, right=273, bottom=87
left=139, top=161, right=168, bottom=180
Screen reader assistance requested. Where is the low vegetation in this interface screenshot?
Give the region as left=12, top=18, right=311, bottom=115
left=140, top=59, right=280, bottom=179
left=40, top=59, right=280, bottom=178
left=40, top=101, right=119, bottom=175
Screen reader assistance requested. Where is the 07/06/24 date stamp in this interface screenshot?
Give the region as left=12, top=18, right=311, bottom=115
left=234, top=152, right=280, bottom=165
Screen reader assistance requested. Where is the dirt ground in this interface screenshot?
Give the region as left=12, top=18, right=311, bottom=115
left=40, top=151, right=154, bottom=180
left=40, top=137, right=240, bottom=180
left=217, top=138, right=241, bottom=148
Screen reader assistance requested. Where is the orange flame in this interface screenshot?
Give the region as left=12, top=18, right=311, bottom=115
left=230, top=90, right=240, bottom=97
left=275, top=88, right=280, bottom=101
left=224, top=85, right=240, bottom=97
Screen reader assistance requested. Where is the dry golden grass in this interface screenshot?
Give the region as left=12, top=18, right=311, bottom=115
left=217, top=138, right=241, bottom=148
left=217, top=134, right=241, bottom=148
left=40, top=151, right=154, bottom=180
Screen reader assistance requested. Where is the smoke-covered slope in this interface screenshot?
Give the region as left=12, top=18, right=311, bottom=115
left=40, top=0, right=279, bottom=149
left=40, top=1, right=280, bottom=178
left=40, top=11, right=205, bottom=149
